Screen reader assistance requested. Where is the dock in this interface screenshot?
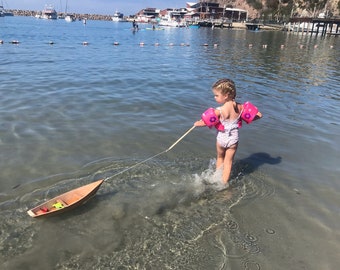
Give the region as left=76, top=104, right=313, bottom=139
left=286, top=17, right=340, bottom=36
left=198, top=19, right=233, bottom=28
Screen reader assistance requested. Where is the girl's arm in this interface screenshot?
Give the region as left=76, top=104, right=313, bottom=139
left=194, top=119, right=206, bottom=127
left=195, top=108, right=221, bottom=127
left=254, top=111, right=263, bottom=121
left=194, top=108, right=221, bottom=128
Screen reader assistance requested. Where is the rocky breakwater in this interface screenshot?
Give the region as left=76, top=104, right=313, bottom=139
left=69, top=13, right=112, bottom=21
left=10, top=9, right=113, bottom=21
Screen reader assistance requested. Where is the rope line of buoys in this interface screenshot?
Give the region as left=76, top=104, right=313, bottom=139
left=0, top=40, right=21, bottom=44
left=0, top=39, right=335, bottom=49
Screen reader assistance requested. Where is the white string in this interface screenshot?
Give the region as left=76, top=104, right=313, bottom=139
left=104, top=126, right=195, bottom=182
left=166, top=125, right=195, bottom=152
left=104, top=151, right=166, bottom=181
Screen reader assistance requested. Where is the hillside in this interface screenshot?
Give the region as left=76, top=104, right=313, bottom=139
left=215, top=0, right=340, bottom=20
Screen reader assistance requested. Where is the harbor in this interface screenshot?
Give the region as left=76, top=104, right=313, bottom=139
left=5, top=8, right=339, bottom=36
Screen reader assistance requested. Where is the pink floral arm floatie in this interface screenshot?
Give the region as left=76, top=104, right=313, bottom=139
left=201, top=108, right=224, bottom=131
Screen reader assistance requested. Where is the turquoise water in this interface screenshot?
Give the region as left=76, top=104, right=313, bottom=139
left=0, top=16, right=339, bottom=269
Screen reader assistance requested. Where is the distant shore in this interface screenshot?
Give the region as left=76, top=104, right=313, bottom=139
left=7, top=10, right=284, bottom=30
left=8, top=9, right=113, bottom=21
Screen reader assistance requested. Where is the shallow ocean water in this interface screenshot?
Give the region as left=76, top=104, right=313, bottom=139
left=0, top=16, right=339, bottom=269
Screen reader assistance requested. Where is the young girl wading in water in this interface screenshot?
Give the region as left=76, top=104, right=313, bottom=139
left=194, top=79, right=262, bottom=187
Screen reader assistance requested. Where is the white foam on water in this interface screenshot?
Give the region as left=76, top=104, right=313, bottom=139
left=191, top=159, right=230, bottom=193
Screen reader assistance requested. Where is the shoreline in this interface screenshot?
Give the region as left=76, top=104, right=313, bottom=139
left=6, top=10, right=284, bottom=30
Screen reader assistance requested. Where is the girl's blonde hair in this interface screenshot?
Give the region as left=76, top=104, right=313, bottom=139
left=212, top=79, right=236, bottom=99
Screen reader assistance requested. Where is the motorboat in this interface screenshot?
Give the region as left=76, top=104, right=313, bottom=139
left=112, top=11, right=126, bottom=22
left=158, top=19, right=180, bottom=27
left=41, top=5, right=57, bottom=20
left=158, top=16, right=186, bottom=27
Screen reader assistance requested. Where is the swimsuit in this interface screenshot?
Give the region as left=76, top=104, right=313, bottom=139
left=216, top=107, right=241, bottom=148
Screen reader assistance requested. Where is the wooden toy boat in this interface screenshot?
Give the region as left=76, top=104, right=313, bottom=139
left=27, top=179, right=104, bottom=218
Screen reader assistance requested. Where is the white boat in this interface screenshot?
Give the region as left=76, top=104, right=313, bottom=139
left=41, top=5, right=57, bottom=20
left=65, top=14, right=75, bottom=22
left=157, top=9, right=186, bottom=28
left=158, top=16, right=186, bottom=27
left=64, top=0, right=75, bottom=22
left=112, top=11, right=126, bottom=22
left=158, top=18, right=180, bottom=27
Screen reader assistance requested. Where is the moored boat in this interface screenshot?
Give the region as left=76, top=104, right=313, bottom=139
left=41, top=4, right=57, bottom=20
left=188, top=22, right=200, bottom=29
left=112, top=11, right=126, bottom=22
left=158, top=18, right=180, bottom=27
left=65, top=14, right=75, bottom=22
left=27, top=179, right=104, bottom=218
left=0, top=5, right=13, bottom=16
left=64, top=0, right=75, bottom=22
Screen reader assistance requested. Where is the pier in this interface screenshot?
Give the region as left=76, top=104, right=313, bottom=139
left=286, top=17, right=340, bottom=36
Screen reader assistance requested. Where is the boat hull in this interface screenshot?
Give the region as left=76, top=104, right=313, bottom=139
left=65, top=15, right=75, bottom=22
left=27, top=179, right=104, bottom=218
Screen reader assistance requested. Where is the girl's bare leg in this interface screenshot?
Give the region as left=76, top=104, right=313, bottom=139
left=222, top=144, right=238, bottom=184
left=216, top=142, right=226, bottom=170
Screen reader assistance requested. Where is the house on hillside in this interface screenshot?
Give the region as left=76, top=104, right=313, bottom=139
left=185, top=2, right=247, bottom=21
left=133, top=2, right=248, bottom=24
left=186, top=1, right=223, bottom=20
